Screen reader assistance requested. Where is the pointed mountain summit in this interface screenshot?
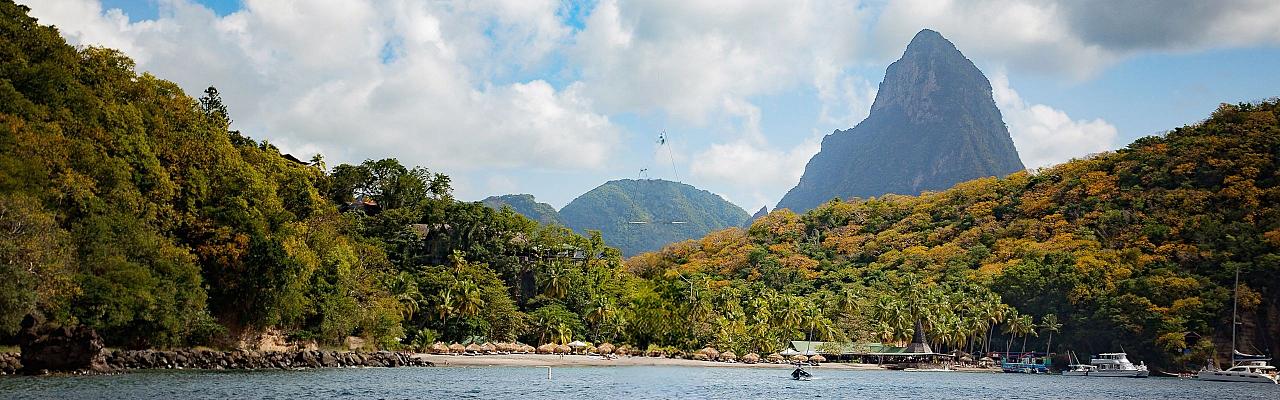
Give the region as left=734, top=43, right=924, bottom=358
left=777, top=29, right=1024, bottom=212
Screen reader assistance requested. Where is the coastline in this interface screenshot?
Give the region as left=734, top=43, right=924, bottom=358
left=412, top=353, right=999, bottom=373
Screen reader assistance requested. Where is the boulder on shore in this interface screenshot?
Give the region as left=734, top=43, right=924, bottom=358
left=18, top=315, right=112, bottom=374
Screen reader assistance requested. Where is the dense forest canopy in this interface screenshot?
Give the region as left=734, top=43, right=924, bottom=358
left=0, top=1, right=1276, bottom=371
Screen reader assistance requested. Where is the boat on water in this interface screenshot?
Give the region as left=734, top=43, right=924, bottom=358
left=791, top=363, right=812, bottom=380
left=1197, top=352, right=1279, bottom=384
left=999, top=353, right=1051, bottom=374
left=1195, top=268, right=1279, bottom=384
left=1062, top=352, right=1149, bottom=378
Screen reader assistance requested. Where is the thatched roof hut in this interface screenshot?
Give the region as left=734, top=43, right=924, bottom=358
left=790, top=354, right=808, bottom=362
left=554, top=344, right=571, bottom=354
left=699, top=347, right=720, bottom=361
left=767, top=353, right=783, bottom=363
left=537, top=343, right=556, bottom=354
left=449, top=343, right=465, bottom=354
left=465, top=343, right=483, bottom=353
left=721, top=351, right=737, bottom=362
left=430, top=342, right=449, bottom=354
left=692, top=353, right=710, bottom=361
left=480, top=342, right=496, bottom=353
left=809, top=354, right=827, bottom=363
left=742, top=353, right=760, bottom=364
left=597, top=343, right=615, bottom=354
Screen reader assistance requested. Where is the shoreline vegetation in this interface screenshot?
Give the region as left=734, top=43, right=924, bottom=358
left=1, top=1, right=1278, bottom=378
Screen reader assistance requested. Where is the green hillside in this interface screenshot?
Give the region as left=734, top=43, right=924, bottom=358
left=481, top=194, right=564, bottom=226
left=631, top=100, right=1280, bottom=368
left=559, top=179, right=750, bottom=256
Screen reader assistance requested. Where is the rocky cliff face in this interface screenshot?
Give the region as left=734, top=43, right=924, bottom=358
left=777, top=29, right=1025, bottom=212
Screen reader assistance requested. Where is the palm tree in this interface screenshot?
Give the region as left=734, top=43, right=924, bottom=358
left=1016, top=315, right=1037, bottom=354
left=1002, top=311, right=1020, bottom=354
left=538, top=261, right=571, bottom=299
left=434, top=287, right=456, bottom=321
left=455, top=279, right=485, bottom=318
left=1040, top=314, right=1062, bottom=354
left=389, top=271, right=422, bottom=319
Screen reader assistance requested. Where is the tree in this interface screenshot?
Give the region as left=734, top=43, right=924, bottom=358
left=1040, top=313, right=1061, bottom=354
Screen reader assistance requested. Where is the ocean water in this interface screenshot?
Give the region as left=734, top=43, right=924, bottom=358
left=1, top=365, right=1277, bottom=399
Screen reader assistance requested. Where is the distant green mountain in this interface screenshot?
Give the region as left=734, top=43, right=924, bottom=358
left=559, top=179, right=749, bottom=256
left=481, top=194, right=564, bottom=226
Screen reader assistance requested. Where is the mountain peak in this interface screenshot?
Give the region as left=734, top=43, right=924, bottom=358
left=905, top=29, right=948, bottom=48
left=776, top=29, right=1024, bottom=212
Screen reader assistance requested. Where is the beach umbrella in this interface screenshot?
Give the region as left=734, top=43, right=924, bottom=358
left=809, top=354, right=827, bottom=363
left=585, top=346, right=597, bottom=355
left=537, top=344, right=556, bottom=354
left=431, top=342, right=449, bottom=354
left=699, top=347, right=720, bottom=361
left=767, top=353, right=783, bottom=363
left=555, top=344, right=572, bottom=354
left=961, top=355, right=974, bottom=363
left=449, top=343, right=465, bottom=354
left=597, top=343, right=615, bottom=354
left=647, top=348, right=665, bottom=357
left=523, top=344, right=536, bottom=353
left=567, top=340, right=588, bottom=348
left=480, top=342, right=496, bottom=353
left=780, top=348, right=799, bottom=356
left=743, top=353, right=760, bottom=364
left=465, top=343, right=482, bottom=353
left=721, top=351, right=737, bottom=362
left=616, top=345, right=632, bottom=355
left=790, top=354, right=808, bottom=362
left=692, top=353, right=710, bottom=361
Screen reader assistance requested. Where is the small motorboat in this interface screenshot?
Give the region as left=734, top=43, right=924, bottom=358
left=791, top=364, right=812, bottom=380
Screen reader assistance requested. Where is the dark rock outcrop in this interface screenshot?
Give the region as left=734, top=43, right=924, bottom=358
left=777, top=29, right=1025, bottom=212
left=18, top=316, right=111, bottom=374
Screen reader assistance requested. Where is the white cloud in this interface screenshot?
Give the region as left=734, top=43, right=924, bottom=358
left=690, top=136, right=821, bottom=209
left=24, top=0, right=620, bottom=193
left=991, top=73, right=1117, bottom=168
left=872, top=0, right=1280, bottom=79
left=571, top=0, right=870, bottom=122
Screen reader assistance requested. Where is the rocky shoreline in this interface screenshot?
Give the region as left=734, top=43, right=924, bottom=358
left=1, top=349, right=432, bottom=375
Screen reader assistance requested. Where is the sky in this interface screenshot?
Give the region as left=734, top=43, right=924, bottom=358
left=22, top=0, right=1280, bottom=211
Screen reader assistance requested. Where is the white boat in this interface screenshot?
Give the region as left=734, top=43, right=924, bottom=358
left=1195, top=268, right=1280, bottom=384
left=1197, top=352, right=1279, bottom=384
left=1062, top=352, right=1148, bottom=378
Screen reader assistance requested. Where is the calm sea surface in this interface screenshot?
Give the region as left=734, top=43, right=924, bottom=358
left=2, top=365, right=1277, bottom=399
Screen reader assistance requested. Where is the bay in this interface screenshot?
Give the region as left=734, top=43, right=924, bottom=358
left=2, top=366, right=1277, bottom=399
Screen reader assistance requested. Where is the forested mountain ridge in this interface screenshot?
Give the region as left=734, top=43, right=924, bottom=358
left=634, top=99, right=1280, bottom=368
left=0, top=1, right=624, bottom=350
left=559, top=179, right=750, bottom=256
left=777, top=29, right=1025, bottom=212
left=482, top=194, right=564, bottom=226
left=3, top=1, right=1277, bottom=372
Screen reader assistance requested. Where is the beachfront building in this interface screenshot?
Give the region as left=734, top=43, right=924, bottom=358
left=788, top=340, right=955, bottom=367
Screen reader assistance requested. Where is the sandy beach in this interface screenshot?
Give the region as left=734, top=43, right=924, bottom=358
left=412, top=353, right=999, bottom=373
